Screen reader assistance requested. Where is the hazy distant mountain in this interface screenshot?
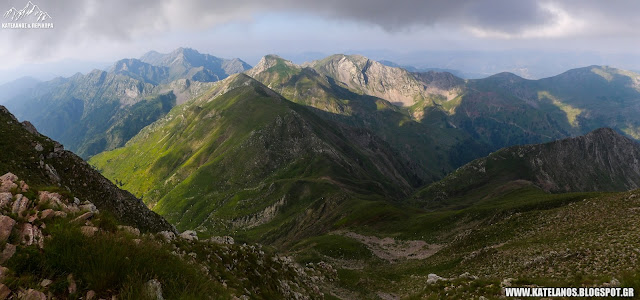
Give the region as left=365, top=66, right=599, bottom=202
left=0, top=76, right=39, bottom=104
left=452, top=65, right=640, bottom=150
left=2, top=49, right=241, bottom=158
left=378, top=60, right=467, bottom=78
left=140, top=47, right=251, bottom=83
left=364, top=49, right=640, bottom=80
left=110, top=58, right=171, bottom=85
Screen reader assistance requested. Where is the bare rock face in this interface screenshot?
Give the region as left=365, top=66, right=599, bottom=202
left=0, top=193, right=11, bottom=208
left=308, top=54, right=462, bottom=107
left=20, top=223, right=44, bottom=248
left=0, top=216, right=16, bottom=243
left=21, top=121, right=39, bottom=135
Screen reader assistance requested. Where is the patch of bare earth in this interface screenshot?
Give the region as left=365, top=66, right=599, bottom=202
left=336, top=231, right=443, bottom=262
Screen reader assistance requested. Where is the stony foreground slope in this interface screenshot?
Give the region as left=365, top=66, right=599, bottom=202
left=0, top=105, right=172, bottom=232
left=0, top=172, right=329, bottom=299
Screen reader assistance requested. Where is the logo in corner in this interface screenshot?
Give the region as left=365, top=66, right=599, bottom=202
left=2, top=1, right=54, bottom=29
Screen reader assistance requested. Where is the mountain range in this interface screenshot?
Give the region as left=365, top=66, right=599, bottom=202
left=0, top=105, right=328, bottom=299
left=3, top=48, right=640, bottom=298
left=3, top=48, right=250, bottom=158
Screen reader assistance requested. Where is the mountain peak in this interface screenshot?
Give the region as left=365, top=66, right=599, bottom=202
left=246, top=55, right=300, bottom=77
left=138, top=48, right=251, bottom=83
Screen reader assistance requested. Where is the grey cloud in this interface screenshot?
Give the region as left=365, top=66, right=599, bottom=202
left=1, top=0, right=638, bottom=64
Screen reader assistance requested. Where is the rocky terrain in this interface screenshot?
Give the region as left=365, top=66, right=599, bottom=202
left=0, top=172, right=331, bottom=299
left=0, top=105, right=171, bottom=232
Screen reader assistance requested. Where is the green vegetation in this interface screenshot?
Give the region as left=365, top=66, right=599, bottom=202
left=538, top=91, right=583, bottom=127
left=91, top=74, right=421, bottom=244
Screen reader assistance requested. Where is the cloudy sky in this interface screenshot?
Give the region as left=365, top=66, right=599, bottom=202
left=1, top=0, right=639, bottom=80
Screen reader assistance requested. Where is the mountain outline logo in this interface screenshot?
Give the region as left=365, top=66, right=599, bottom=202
left=3, top=1, right=52, bottom=22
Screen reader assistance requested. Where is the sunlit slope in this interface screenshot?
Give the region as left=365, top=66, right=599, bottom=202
left=90, top=74, right=419, bottom=242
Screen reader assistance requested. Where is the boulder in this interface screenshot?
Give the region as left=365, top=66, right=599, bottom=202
left=81, top=226, right=99, bottom=237
left=40, top=279, right=53, bottom=287
left=72, top=212, right=94, bottom=223
left=501, top=278, right=515, bottom=287
left=21, top=223, right=44, bottom=248
left=180, top=230, right=198, bottom=241
left=27, top=214, right=38, bottom=223
left=19, top=180, right=28, bottom=192
left=0, top=216, right=16, bottom=243
left=11, top=194, right=29, bottom=216
left=0, top=192, right=12, bottom=208
left=40, top=209, right=54, bottom=220
left=53, top=211, right=67, bottom=218
left=158, top=231, right=176, bottom=242
left=427, top=273, right=446, bottom=284
left=67, top=274, right=77, bottom=294
left=38, top=191, right=63, bottom=207
left=22, top=289, right=46, bottom=300
left=79, top=203, right=98, bottom=213
left=610, top=278, right=621, bottom=287
left=145, top=279, right=164, bottom=300
left=0, top=173, right=18, bottom=193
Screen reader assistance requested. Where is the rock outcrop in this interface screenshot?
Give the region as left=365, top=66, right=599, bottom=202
left=0, top=105, right=174, bottom=233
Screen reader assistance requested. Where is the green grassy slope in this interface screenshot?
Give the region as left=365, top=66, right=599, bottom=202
left=413, top=128, right=640, bottom=210
left=453, top=66, right=640, bottom=151
left=90, top=74, right=420, bottom=244
left=247, top=55, right=488, bottom=184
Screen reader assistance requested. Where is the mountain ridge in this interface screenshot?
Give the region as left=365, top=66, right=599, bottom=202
left=0, top=105, right=173, bottom=232
left=415, top=127, right=640, bottom=209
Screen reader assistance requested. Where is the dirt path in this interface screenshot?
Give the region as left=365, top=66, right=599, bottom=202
left=335, top=231, right=443, bottom=262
